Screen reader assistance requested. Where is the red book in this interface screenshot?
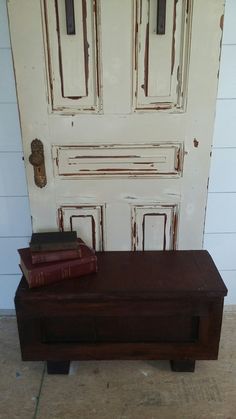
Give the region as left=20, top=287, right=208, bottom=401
left=31, top=239, right=82, bottom=264
left=18, top=241, right=97, bottom=288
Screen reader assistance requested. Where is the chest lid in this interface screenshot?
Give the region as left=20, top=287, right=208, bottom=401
left=16, top=250, right=227, bottom=302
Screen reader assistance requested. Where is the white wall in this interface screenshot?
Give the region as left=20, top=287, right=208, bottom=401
left=0, top=0, right=235, bottom=309
left=204, top=0, right=236, bottom=305
left=0, top=0, right=31, bottom=310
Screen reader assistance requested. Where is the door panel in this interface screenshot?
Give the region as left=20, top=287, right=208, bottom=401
left=58, top=204, right=104, bottom=250
left=44, top=0, right=100, bottom=112
left=131, top=204, right=178, bottom=250
left=52, top=142, right=183, bottom=178
left=7, top=0, right=224, bottom=251
left=134, top=0, right=191, bottom=110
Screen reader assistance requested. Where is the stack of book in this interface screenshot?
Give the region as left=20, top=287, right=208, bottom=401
left=18, top=231, right=97, bottom=288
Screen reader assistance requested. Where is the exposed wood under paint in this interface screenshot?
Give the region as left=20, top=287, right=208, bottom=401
left=53, top=143, right=184, bottom=178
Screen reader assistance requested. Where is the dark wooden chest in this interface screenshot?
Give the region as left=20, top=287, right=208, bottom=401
left=15, top=250, right=227, bottom=374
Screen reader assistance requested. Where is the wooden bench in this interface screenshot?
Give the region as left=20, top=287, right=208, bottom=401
left=15, top=250, right=227, bottom=374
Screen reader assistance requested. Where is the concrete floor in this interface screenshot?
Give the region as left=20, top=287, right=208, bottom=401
left=0, top=309, right=236, bottom=419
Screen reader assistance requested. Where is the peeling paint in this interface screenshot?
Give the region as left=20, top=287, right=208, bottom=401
left=59, top=205, right=104, bottom=251
left=175, top=147, right=181, bottom=171
left=133, top=221, right=137, bottom=240
left=43, top=0, right=100, bottom=112
left=58, top=208, right=64, bottom=231
left=94, top=0, right=100, bottom=99
left=144, top=21, right=149, bottom=97
left=42, top=0, right=53, bottom=103
left=82, top=0, right=89, bottom=96
left=220, top=14, right=224, bottom=31
left=54, top=0, right=64, bottom=98
left=193, top=138, right=199, bottom=148
left=206, top=177, right=210, bottom=191
left=132, top=204, right=178, bottom=251
left=100, top=204, right=105, bottom=251
left=53, top=143, right=183, bottom=178
left=172, top=210, right=178, bottom=250
left=171, top=0, right=177, bottom=75
left=134, top=1, right=138, bottom=71
left=186, top=0, right=190, bottom=15
left=135, top=0, right=191, bottom=110
left=139, top=0, right=143, bottom=24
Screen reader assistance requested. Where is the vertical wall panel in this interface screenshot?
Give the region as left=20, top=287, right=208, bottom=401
left=0, top=153, right=28, bottom=195
left=0, top=237, right=30, bottom=275
left=222, top=0, right=236, bottom=44
left=204, top=234, right=236, bottom=271
left=205, top=194, right=236, bottom=233
left=0, top=104, right=22, bottom=151
left=0, top=197, right=31, bottom=236
left=208, top=149, right=236, bottom=192
left=0, top=0, right=10, bottom=47
left=220, top=271, right=236, bottom=304
left=0, top=49, right=17, bottom=102
left=213, top=100, right=236, bottom=147
left=217, top=45, right=236, bottom=98
left=0, top=0, right=31, bottom=310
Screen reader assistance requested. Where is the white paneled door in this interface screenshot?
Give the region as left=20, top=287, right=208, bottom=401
left=8, top=0, right=224, bottom=251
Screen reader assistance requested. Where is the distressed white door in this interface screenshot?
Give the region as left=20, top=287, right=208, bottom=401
left=8, top=0, right=224, bottom=251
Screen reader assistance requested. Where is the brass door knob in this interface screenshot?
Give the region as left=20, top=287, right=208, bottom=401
left=29, top=139, right=47, bottom=188
left=29, top=151, right=44, bottom=167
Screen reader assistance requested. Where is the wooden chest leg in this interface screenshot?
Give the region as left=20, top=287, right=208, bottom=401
left=170, top=360, right=195, bottom=372
left=47, top=361, right=70, bottom=374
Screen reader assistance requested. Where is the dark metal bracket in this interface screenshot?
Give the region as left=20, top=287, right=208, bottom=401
left=156, top=0, right=166, bottom=35
left=65, top=0, right=76, bottom=35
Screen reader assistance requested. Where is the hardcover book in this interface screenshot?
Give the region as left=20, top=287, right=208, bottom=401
left=18, top=240, right=97, bottom=288
left=31, top=239, right=82, bottom=264
left=29, top=231, right=78, bottom=252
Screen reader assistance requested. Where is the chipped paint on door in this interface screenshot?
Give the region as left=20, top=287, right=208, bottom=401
left=7, top=0, right=225, bottom=251
left=134, top=0, right=192, bottom=110
left=52, top=142, right=183, bottom=178
left=43, top=0, right=101, bottom=112
left=58, top=204, right=104, bottom=250
left=131, top=203, right=178, bottom=250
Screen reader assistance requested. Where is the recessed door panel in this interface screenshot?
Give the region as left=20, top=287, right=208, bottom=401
left=52, top=142, right=183, bottom=178
left=134, top=0, right=191, bottom=110
left=43, top=0, right=100, bottom=112
left=132, top=204, right=178, bottom=250
left=58, top=205, right=104, bottom=250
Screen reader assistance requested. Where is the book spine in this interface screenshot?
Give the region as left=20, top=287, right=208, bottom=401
left=31, top=248, right=81, bottom=264
left=30, top=242, right=78, bottom=252
left=27, top=258, right=97, bottom=288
